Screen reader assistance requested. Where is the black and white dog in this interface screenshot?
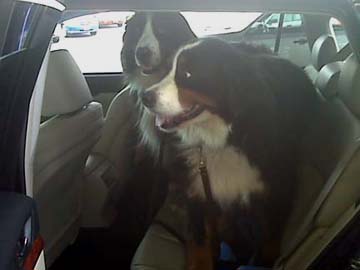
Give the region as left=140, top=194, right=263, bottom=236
left=140, top=38, right=319, bottom=267
left=121, top=12, right=272, bottom=159
left=121, top=12, right=196, bottom=157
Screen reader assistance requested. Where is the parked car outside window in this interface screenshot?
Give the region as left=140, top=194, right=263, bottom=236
left=63, top=14, right=99, bottom=37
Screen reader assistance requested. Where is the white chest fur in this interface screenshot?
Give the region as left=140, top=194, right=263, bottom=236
left=184, top=146, right=265, bottom=209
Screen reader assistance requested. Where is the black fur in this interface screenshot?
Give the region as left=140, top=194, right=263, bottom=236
left=231, top=42, right=274, bottom=55
left=121, top=14, right=304, bottom=265
left=121, top=12, right=196, bottom=91
left=121, top=12, right=197, bottom=157
left=168, top=38, right=320, bottom=265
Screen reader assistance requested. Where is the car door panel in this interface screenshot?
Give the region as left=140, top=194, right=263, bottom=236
left=0, top=192, right=41, bottom=270
left=0, top=1, right=64, bottom=269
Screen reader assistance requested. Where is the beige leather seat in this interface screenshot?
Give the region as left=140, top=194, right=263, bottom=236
left=304, top=35, right=337, bottom=83
left=82, top=89, right=139, bottom=227
left=131, top=194, right=187, bottom=270
left=33, top=49, right=104, bottom=266
left=279, top=54, right=360, bottom=269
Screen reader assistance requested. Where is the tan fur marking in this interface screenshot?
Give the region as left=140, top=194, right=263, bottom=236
left=179, top=88, right=216, bottom=109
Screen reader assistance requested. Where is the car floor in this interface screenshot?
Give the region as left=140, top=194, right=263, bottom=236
left=49, top=226, right=138, bottom=269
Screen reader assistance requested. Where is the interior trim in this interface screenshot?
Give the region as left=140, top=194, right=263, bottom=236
left=25, top=46, right=50, bottom=197
left=19, top=0, right=65, bottom=11
left=62, top=0, right=343, bottom=14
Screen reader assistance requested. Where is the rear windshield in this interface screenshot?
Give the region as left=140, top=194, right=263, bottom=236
left=51, top=11, right=261, bottom=73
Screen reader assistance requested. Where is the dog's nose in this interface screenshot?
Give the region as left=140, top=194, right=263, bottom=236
left=136, top=47, right=152, bottom=63
left=141, top=90, right=156, bottom=108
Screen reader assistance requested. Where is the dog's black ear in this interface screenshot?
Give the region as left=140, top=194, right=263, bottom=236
left=177, top=12, right=197, bottom=40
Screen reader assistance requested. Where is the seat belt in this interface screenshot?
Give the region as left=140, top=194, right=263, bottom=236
left=275, top=139, right=360, bottom=269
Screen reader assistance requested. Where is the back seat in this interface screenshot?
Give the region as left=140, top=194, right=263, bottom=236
left=278, top=54, right=360, bottom=269
left=82, top=89, right=138, bottom=227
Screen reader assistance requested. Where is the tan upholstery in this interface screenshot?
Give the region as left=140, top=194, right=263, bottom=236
left=41, top=50, right=93, bottom=117
left=90, top=89, right=138, bottom=181
left=34, top=50, right=104, bottom=266
left=304, top=35, right=337, bottom=82
left=82, top=89, right=139, bottom=227
left=315, top=61, right=342, bottom=99
left=280, top=54, right=360, bottom=269
left=131, top=195, right=187, bottom=270
left=132, top=224, right=186, bottom=270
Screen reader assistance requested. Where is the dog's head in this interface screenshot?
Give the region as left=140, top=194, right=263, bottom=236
left=140, top=38, right=266, bottom=148
left=121, top=12, right=196, bottom=88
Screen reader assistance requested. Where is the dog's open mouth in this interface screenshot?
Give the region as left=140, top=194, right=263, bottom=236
left=155, top=104, right=204, bottom=131
left=139, top=64, right=160, bottom=75
left=140, top=66, right=156, bottom=75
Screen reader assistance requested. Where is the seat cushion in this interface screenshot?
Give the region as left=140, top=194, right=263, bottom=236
left=131, top=194, right=188, bottom=270
left=131, top=224, right=186, bottom=270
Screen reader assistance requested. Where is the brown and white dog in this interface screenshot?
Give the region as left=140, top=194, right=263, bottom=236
left=139, top=37, right=320, bottom=268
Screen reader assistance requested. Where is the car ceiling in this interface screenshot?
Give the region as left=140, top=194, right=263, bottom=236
left=60, top=0, right=348, bottom=14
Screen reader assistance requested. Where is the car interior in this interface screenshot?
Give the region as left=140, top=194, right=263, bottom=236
left=1, top=0, right=360, bottom=270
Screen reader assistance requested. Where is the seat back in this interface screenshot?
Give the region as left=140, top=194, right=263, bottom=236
left=34, top=50, right=104, bottom=266
left=88, top=88, right=138, bottom=190
left=304, top=35, right=337, bottom=83
left=279, top=54, right=360, bottom=269
left=82, top=88, right=139, bottom=227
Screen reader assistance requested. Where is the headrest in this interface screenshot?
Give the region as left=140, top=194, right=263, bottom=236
left=315, top=61, right=342, bottom=99
left=42, top=50, right=93, bottom=117
left=312, top=35, right=337, bottom=70
left=338, top=54, right=360, bottom=118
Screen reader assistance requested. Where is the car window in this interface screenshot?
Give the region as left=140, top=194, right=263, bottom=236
left=277, top=13, right=310, bottom=66
left=267, top=14, right=280, bottom=25
left=51, top=11, right=261, bottom=73
left=235, top=13, right=311, bottom=67
left=51, top=12, right=133, bottom=73
left=182, top=12, right=261, bottom=37
left=330, top=3, right=360, bottom=51
left=330, top=17, right=349, bottom=50
left=51, top=12, right=313, bottom=73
